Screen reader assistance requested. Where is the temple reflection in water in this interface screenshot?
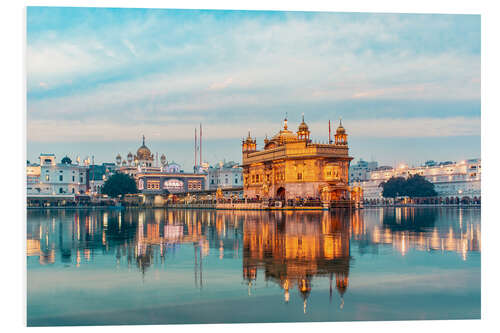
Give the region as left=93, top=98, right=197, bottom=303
left=27, top=207, right=481, bottom=312
left=242, top=211, right=353, bottom=312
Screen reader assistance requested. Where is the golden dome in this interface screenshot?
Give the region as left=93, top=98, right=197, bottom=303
left=245, top=131, right=254, bottom=143
left=298, top=113, right=309, bottom=132
left=336, top=119, right=346, bottom=134
left=136, top=135, right=152, bottom=160
left=273, top=129, right=298, bottom=141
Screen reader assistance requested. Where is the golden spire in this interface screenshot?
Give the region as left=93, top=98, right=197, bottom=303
left=284, top=113, right=288, bottom=130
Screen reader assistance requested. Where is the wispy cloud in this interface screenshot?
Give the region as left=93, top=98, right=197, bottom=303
left=28, top=116, right=480, bottom=143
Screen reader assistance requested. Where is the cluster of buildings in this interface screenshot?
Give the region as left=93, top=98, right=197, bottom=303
left=27, top=154, right=99, bottom=197
left=27, top=135, right=244, bottom=205
left=349, top=158, right=481, bottom=204
left=27, top=116, right=480, bottom=207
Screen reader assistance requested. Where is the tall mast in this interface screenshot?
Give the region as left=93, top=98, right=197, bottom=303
left=194, top=128, right=197, bottom=168
left=200, top=123, right=203, bottom=165
left=328, top=120, right=332, bottom=144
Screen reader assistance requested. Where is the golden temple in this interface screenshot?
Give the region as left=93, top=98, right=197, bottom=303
left=242, top=115, right=361, bottom=206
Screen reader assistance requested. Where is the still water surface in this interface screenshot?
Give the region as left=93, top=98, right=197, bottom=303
left=27, top=207, right=480, bottom=326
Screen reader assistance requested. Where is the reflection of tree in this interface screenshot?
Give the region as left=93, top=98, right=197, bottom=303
left=242, top=211, right=353, bottom=312
left=382, top=208, right=437, bottom=232
left=369, top=208, right=481, bottom=258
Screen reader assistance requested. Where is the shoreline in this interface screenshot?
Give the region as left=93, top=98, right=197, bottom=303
left=27, top=203, right=481, bottom=210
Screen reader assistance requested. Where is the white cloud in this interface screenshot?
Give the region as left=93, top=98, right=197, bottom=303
left=26, top=11, right=480, bottom=143
left=27, top=116, right=480, bottom=143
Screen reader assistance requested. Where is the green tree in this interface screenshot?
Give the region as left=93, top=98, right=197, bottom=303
left=379, top=177, right=406, bottom=198
left=405, top=174, right=437, bottom=198
left=380, top=175, right=437, bottom=199
left=101, top=173, right=138, bottom=198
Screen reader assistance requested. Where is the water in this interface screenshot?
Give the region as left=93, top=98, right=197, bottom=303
left=27, top=207, right=481, bottom=326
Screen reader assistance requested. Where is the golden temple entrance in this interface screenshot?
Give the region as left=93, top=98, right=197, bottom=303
left=277, top=187, right=286, bottom=200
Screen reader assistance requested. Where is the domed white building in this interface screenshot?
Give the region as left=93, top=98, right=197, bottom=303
left=115, top=136, right=207, bottom=194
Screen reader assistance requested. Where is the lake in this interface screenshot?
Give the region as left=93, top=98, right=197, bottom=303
left=27, top=207, right=481, bottom=326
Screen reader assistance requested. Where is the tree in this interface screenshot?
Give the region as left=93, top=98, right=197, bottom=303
left=101, top=173, right=138, bottom=198
left=380, top=177, right=406, bottom=198
left=61, top=156, right=72, bottom=164
left=405, top=174, right=437, bottom=198
left=380, top=175, right=437, bottom=199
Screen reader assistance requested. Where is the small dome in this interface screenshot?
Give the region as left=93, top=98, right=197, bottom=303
left=336, top=119, right=346, bottom=134
left=127, top=152, right=133, bottom=157
left=245, top=131, right=252, bottom=141
left=298, top=114, right=309, bottom=132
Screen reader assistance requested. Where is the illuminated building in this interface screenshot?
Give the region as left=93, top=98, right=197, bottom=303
left=354, top=158, right=481, bottom=204
left=115, top=136, right=207, bottom=194
left=242, top=115, right=358, bottom=204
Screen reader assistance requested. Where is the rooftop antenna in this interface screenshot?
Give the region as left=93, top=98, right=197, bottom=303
left=200, top=123, right=203, bottom=165
left=194, top=128, right=198, bottom=170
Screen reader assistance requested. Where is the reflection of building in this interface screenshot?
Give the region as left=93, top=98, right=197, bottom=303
left=354, top=159, right=481, bottom=203
left=242, top=211, right=352, bottom=312
left=367, top=208, right=481, bottom=260
left=242, top=116, right=354, bottom=203
left=115, top=136, right=207, bottom=194
left=207, top=161, right=243, bottom=190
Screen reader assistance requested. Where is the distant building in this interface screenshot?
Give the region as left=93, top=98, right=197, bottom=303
left=27, top=161, right=41, bottom=191
left=353, top=158, right=481, bottom=203
left=207, top=161, right=243, bottom=190
left=348, top=159, right=378, bottom=183
left=115, top=136, right=207, bottom=194
left=88, top=163, right=116, bottom=195
left=28, top=153, right=88, bottom=195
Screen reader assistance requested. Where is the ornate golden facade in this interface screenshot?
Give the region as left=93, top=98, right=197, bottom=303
left=242, top=116, right=353, bottom=202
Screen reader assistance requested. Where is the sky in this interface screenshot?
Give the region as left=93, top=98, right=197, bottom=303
left=26, top=7, right=481, bottom=169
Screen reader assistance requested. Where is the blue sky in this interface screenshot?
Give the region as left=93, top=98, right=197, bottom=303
left=26, top=7, right=480, bottom=168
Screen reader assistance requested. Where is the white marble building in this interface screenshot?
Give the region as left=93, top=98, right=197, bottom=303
left=353, top=158, right=481, bottom=203
left=207, top=161, right=243, bottom=190
left=349, top=159, right=378, bottom=183
left=28, top=154, right=89, bottom=195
